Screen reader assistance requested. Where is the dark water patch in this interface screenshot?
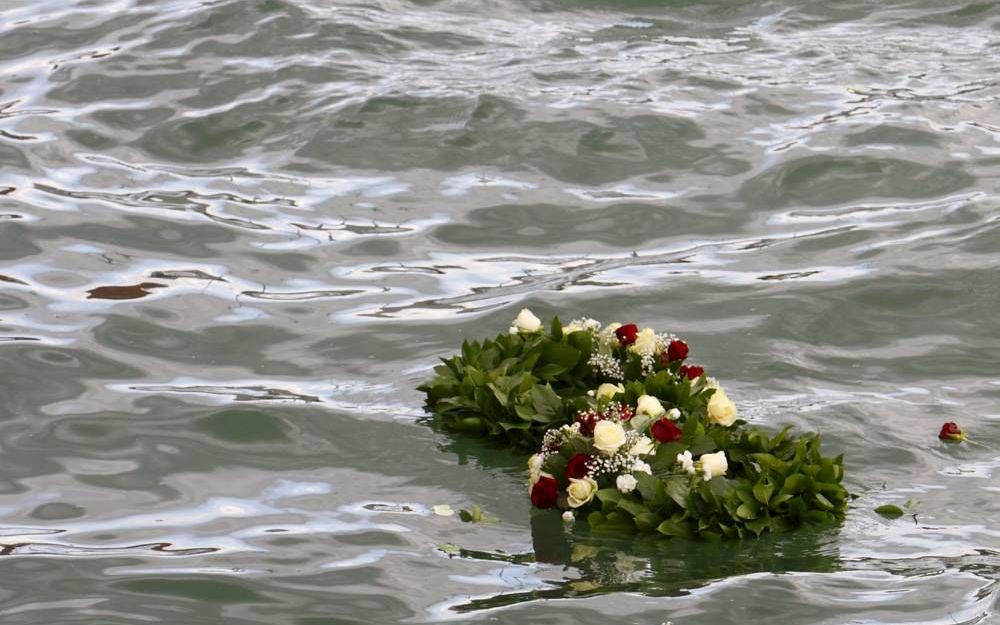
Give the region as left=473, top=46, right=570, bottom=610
left=0, top=224, right=41, bottom=261
left=92, top=315, right=309, bottom=376
left=842, top=124, right=944, bottom=147
left=740, top=156, right=976, bottom=209
left=195, top=409, right=291, bottom=444
left=116, top=577, right=270, bottom=604
left=34, top=214, right=237, bottom=258
left=28, top=502, right=86, bottom=521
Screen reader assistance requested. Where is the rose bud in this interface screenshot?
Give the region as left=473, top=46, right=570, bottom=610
left=564, top=453, right=592, bottom=480
left=938, top=422, right=967, bottom=442
left=678, top=364, right=704, bottom=380
left=667, top=339, right=689, bottom=362
left=530, top=475, right=559, bottom=508
left=614, top=323, right=639, bottom=346
left=651, top=418, right=683, bottom=443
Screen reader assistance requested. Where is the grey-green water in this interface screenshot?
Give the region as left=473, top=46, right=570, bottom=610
left=1, top=1, right=999, bottom=623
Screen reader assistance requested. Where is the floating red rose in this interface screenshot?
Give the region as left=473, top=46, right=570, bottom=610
left=679, top=364, right=704, bottom=380
left=939, top=422, right=966, bottom=442
left=667, top=339, right=689, bottom=362
left=615, top=323, right=638, bottom=346
left=565, top=453, right=592, bottom=480
left=651, top=418, right=683, bottom=443
left=530, top=475, right=559, bottom=508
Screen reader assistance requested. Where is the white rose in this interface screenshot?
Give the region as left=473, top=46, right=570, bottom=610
left=632, top=460, right=652, bottom=474
left=596, top=383, right=624, bottom=401
left=699, top=451, right=728, bottom=481
left=629, top=435, right=655, bottom=457
left=635, top=395, right=666, bottom=418
left=667, top=408, right=681, bottom=420
left=616, top=474, right=638, bottom=493
left=707, top=388, right=738, bottom=427
left=566, top=477, right=598, bottom=508
left=509, top=308, right=542, bottom=334
left=630, top=327, right=658, bottom=354
left=592, top=420, right=627, bottom=455
left=676, top=450, right=695, bottom=474
left=562, top=510, right=575, bottom=523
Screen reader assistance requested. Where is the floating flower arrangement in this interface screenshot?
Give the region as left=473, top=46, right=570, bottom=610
left=419, top=309, right=848, bottom=539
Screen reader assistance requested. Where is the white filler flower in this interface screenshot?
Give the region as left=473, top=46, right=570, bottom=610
left=616, top=474, right=638, bottom=493
left=676, top=450, right=695, bottom=474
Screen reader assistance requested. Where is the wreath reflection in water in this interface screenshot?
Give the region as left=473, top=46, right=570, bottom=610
left=420, top=309, right=848, bottom=540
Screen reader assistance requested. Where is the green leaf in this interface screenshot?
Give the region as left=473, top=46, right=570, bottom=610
left=539, top=342, right=580, bottom=372
left=530, top=384, right=563, bottom=421
left=736, top=502, right=760, bottom=520
left=657, top=519, right=694, bottom=539
left=688, top=434, right=717, bottom=456
left=753, top=480, right=775, bottom=505
left=664, top=477, right=690, bottom=509
left=616, top=498, right=648, bottom=518
left=875, top=504, right=904, bottom=519
left=635, top=472, right=667, bottom=506
left=550, top=316, right=563, bottom=341
left=781, top=473, right=812, bottom=494
left=634, top=512, right=662, bottom=533
left=596, top=488, right=622, bottom=506
left=458, top=504, right=500, bottom=523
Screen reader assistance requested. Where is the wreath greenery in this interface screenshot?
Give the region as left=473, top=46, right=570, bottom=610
left=420, top=309, right=848, bottom=539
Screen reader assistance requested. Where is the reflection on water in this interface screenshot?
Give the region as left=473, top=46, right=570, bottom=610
left=1, top=0, right=999, bottom=623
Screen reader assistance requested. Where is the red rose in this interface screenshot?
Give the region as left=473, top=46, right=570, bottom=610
left=667, top=340, right=689, bottom=362
left=576, top=410, right=599, bottom=437
left=615, top=323, right=639, bottom=346
left=651, top=418, right=682, bottom=443
left=679, top=364, right=704, bottom=380
left=565, top=453, right=592, bottom=480
left=530, top=475, right=559, bottom=508
left=939, top=422, right=966, bottom=442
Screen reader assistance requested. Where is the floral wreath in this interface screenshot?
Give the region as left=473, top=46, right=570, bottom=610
left=420, top=308, right=848, bottom=539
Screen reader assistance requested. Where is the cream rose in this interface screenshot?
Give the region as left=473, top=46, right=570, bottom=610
left=676, top=450, right=695, bottom=474
left=629, top=435, right=655, bottom=457
left=699, top=451, right=728, bottom=481
left=509, top=308, right=542, bottom=334
left=567, top=477, right=598, bottom=508
left=592, top=420, right=627, bottom=454
left=707, top=388, right=738, bottom=427
left=616, top=474, right=638, bottom=493
left=562, top=321, right=584, bottom=335
left=630, top=327, right=659, bottom=354
left=635, top=394, right=666, bottom=418
left=596, top=383, right=624, bottom=401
